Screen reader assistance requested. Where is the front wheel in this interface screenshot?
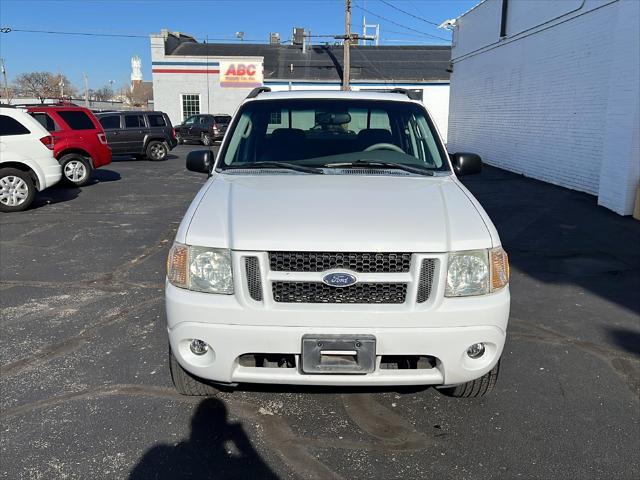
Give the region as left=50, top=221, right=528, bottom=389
left=175, top=132, right=183, bottom=145
left=169, top=349, right=221, bottom=396
left=438, top=360, right=500, bottom=398
left=146, top=141, right=168, bottom=161
left=0, top=168, right=36, bottom=212
left=60, top=154, right=92, bottom=187
left=201, top=133, right=213, bottom=146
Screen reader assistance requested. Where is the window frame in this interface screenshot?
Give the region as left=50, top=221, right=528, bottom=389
left=181, top=94, right=201, bottom=122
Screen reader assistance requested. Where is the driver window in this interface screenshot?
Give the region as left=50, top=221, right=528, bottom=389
left=185, top=116, right=197, bottom=125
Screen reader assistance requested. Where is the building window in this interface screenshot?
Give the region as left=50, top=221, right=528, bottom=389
left=269, top=111, right=281, bottom=124
left=181, top=94, right=200, bottom=121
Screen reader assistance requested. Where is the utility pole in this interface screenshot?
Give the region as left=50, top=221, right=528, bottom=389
left=83, top=72, right=89, bottom=107
left=342, top=0, right=351, bottom=91
left=0, top=58, right=9, bottom=102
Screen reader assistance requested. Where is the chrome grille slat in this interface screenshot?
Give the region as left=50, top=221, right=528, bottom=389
left=417, top=259, right=436, bottom=303
left=269, top=252, right=411, bottom=273
left=272, top=282, right=407, bottom=304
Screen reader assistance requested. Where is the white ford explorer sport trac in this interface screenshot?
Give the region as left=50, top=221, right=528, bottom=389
left=166, top=89, right=510, bottom=397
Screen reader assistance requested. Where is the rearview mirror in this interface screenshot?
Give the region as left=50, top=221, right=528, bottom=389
left=316, top=112, right=352, bottom=126
left=450, top=152, right=482, bottom=176
left=186, top=150, right=214, bottom=175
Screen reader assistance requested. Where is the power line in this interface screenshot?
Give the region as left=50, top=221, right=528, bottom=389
left=352, top=2, right=450, bottom=42
left=0, top=27, right=266, bottom=43
left=378, top=0, right=441, bottom=27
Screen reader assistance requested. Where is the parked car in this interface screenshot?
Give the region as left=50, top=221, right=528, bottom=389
left=165, top=88, right=511, bottom=398
left=175, top=114, right=231, bottom=146
left=26, top=104, right=112, bottom=187
left=0, top=106, right=62, bottom=212
left=96, top=111, right=177, bottom=161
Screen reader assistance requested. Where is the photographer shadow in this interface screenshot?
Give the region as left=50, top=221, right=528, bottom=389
left=128, top=397, right=277, bottom=480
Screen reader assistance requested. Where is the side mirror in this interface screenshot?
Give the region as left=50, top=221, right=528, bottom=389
left=186, top=150, right=214, bottom=174
left=450, top=152, right=482, bottom=176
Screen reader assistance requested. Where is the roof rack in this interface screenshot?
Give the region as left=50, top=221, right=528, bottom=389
left=246, top=86, right=271, bottom=99
left=388, top=88, right=422, bottom=101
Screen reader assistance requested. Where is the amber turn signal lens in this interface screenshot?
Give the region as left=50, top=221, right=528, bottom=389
left=490, top=247, right=509, bottom=292
left=167, top=243, right=189, bottom=288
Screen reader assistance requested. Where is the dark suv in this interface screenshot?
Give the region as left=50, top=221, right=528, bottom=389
left=96, top=111, right=177, bottom=161
left=175, top=114, right=231, bottom=146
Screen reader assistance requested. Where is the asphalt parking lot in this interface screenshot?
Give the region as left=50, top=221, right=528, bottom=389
left=1, top=144, right=639, bottom=479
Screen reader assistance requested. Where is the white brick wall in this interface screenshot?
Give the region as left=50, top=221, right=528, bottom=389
left=448, top=0, right=640, bottom=215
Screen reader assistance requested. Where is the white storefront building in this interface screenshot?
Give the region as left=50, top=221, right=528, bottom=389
left=150, top=30, right=452, bottom=141
left=446, top=0, right=639, bottom=215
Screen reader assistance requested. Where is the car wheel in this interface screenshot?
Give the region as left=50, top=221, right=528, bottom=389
left=176, top=132, right=183, bottom=145
left=0, top=168, right=36, bottom=213
left=60, top=154, right=92, bottom=187
left=438, top=359, right=500, bottom=398
left=146, top=140, right=168, bottom=161
left=169, top=348, right=222, bottom=396
left=201, top=133, right=212, bottom=146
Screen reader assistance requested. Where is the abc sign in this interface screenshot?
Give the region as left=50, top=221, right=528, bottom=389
left=224, top=64, right=257, bottom=76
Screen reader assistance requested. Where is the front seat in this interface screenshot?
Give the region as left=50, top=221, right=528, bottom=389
left=357, top=129, right=394, bottom=150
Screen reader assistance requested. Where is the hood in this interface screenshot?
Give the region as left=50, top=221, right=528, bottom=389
left=184, top=173, right=492, bottom=252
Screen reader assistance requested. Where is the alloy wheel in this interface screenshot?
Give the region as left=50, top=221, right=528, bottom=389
left=64, top=160, right=87, bottom=183
left=0, top=175, right=29, bottom=207
left=150, top=143, right=167, bottom=160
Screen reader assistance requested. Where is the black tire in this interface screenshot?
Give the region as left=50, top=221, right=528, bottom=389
left=60, top=154, right=92, bottom=187
left=176, top=132, right=183, bottom=145
left=169, top=349, right=221, bottom=396
left=201, top=133, right=213, bottom=146
left=146, top=140, right=168, bottom=161
left=0, top=168, right=36, bottom=212
left=439, top=360, right=500, bottom=398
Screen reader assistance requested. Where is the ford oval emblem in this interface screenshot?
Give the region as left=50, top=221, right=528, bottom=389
left=322, top=272, right=357, bottom=288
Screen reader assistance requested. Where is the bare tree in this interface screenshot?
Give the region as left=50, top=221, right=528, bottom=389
left=92, top=86, right=114, bottom=101
left=13, top=72, right=77, bottom=103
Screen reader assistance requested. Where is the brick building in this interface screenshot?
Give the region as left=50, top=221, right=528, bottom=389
left=446, top=0, right=639, bottom=215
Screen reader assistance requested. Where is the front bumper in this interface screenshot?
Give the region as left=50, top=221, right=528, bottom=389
left=166, top=283, right=510, bottom=386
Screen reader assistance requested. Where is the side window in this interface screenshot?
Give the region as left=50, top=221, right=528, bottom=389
left=30, top=112, right=58, bottom=132
left=181, top=94, right=200, bottom=121
left=0, top=115, right=30, bottom=136
left=99, top=115, right=121, bottom=130
left=184, top=116, right=197, bottom=125
left=124, top=114, right=146, bottom=128
left=147, top=114, right=166, bottom=127
left=57, top=111, right=95, bottom=130
left=369, top=110, right=391, bottom=131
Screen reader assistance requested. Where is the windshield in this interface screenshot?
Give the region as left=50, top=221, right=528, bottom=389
left=218, top=99, right=449, bottom=172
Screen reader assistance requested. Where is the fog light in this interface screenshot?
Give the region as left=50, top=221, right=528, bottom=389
left=467, top=343, right=485, bottom=359
left=190, top=339, right=209, bottom=356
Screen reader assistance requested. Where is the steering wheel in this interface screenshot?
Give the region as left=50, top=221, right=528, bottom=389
left=364, top=143, right=405, bottom=154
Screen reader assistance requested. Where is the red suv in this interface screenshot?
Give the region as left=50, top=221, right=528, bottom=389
left=26, top=105, right=112, bottom=186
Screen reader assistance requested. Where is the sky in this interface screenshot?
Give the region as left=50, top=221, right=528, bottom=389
left=0, top=0, right=478, bottom=92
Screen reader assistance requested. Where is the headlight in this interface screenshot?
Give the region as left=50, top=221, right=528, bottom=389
left=167, top=243, right=233, bottom=294
left=446, top=249, right=489, bottom=297
left=445, top=247, right=509, bottom=297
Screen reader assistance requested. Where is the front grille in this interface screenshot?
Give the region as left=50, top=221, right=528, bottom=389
left=269, top=252, right=411, bottom=273
left=272, top=282, right=407, bottom=304
left=245, top=257, right=263, bottom=301
left=417, top=259, right=436, bottom=303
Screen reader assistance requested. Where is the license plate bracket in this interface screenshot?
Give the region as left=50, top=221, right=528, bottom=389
left=301, top=334, right=376, bottom=374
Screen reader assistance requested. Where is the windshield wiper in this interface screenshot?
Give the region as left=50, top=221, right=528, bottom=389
left=224, top=162, right=324, bottom=174
left=323, top=159, right=434, bottom=176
